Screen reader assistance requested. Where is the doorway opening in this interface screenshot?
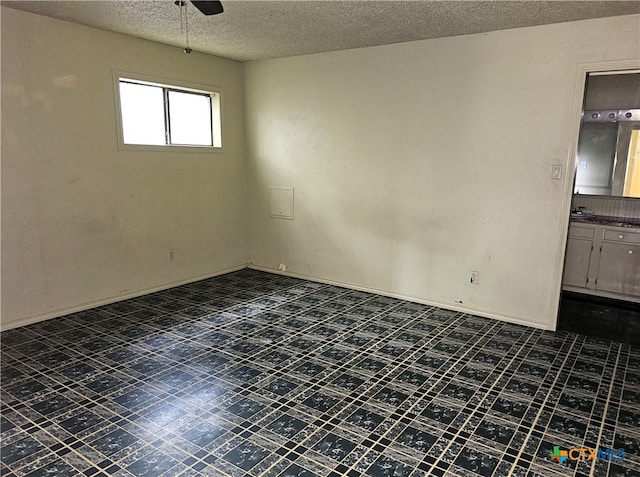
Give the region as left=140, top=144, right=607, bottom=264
left=557, top=66, right=640, bottom=343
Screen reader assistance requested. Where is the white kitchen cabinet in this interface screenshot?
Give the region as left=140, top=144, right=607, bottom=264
left=596, top=240, right=640, bottom=296
left=562, top=222, right=640, bottom=302
left=563, top=237, right=593, bottom=288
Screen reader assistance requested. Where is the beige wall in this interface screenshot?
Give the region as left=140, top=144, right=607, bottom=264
left=3, top=7, right=638, bottom=331
left=1, top=7, right=247, bottom=329
left=244, top=15, right=640, bottom=329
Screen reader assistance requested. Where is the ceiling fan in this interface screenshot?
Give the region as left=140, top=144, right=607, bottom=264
left=188, top=1, right=224, bottom=16
left=174, top=1, right=223, bottom=53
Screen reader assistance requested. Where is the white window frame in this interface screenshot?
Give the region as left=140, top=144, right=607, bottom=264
left=113, top=70, right=223, bottom=152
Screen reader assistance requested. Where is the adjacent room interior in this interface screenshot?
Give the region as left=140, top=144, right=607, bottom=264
left=1, top=2, right=639, bottom=477
left=556, top=71, right=640, bottom=343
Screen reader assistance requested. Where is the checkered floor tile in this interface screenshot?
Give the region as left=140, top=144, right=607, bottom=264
left=1, top=269, right=638, bottom=476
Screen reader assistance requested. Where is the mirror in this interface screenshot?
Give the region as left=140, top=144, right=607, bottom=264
left=574, top=118, right=640, bottom=197
left=574, top=72, right=640, bottom=198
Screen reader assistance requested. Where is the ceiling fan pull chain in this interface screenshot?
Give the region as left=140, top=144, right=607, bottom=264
left=184, top=3, right=191, bottom=53
left=175, top=1, right=192, bottom=54
left=180, top=2, right=184, bottom=36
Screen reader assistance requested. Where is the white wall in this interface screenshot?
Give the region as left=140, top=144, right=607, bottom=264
left=3, top=8, right=638, bottom=332
left=1, top=7, right=247, bottom=329
left=244, top=15, right=640, bottom=329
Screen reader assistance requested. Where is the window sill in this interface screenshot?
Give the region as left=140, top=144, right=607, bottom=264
left=117, top=143, right=224, bottom=154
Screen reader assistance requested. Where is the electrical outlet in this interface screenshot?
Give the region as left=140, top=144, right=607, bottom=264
left=278, top=262, right=287, bottom=271
left=168, top=249, right=175, bottom=261
left=470, top=271, right=479, bottom=285
left=551, top=165, right=562, bottom=180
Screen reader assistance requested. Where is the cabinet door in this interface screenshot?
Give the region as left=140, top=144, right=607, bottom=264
left=596, top=242, right=640, bottom=296
left=563, top=238, right=593, bottom=288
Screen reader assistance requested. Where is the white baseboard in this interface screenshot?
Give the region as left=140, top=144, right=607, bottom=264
left=2, top=263, right=552, bottom=332
left=0, top=265, right=246, bottom=332
left=249, top=264, right=550, bottom=331
left=562, top=285, right=640, bottom=304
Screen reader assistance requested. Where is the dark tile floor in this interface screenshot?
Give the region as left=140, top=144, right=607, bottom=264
left=558, top=291, right=640, bottom=346
left=1, top=269, right=639, bottom=477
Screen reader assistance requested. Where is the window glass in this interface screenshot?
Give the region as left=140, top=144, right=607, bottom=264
left=119, top=82, right=166, bottom=145
left=168, top=90, right=213, bottom=146
left=115, top=74, right=222, bottom=150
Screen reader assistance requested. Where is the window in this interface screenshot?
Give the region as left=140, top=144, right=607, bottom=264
left=114, top=73, right=222, bottom=150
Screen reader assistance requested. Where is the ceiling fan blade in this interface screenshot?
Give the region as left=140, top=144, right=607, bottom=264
left=190, top=1, right=223, bottom=15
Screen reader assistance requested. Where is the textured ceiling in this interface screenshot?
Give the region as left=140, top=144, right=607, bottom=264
left=3, top=0, right=640, bottom=62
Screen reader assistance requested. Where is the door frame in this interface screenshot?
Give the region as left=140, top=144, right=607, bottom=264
left=551, top=58, right=640, bottom=330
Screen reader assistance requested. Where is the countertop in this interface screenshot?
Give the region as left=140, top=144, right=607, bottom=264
left=570, top=214, right=640, bottom=229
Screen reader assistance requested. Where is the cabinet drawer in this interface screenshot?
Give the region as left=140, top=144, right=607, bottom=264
left=603, top=229, right=640, bottom=244
left=569, top=226, right=595, bottom=239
